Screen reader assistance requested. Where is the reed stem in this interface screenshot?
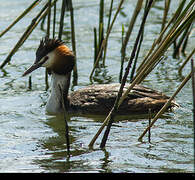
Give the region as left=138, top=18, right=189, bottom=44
left=135, top=3, right=195, bottom=83
left=148, top=108, right=152, bottom=143
left=191, top=58, right=195, bottom=173
left=0, top=0, right=58, bottom=69
left=181, top=23, right=192, bottom=55
left=99, top=0, right=153, bottom=149
left=129, top=0, right=148, bottom=81
left=178, top=48, right=195, bottom=75
left=0, top=0, right=41, bottom=38
left=94, top=27, right=98, bottom=65
left=69, top=0, right=78, bottom=85
left=99, top=0, right=104, bottom=53
left=138, top=70, right=194, bottom=141
left=28, top=76, right=32, bottom=90
left=58, top=84, right=70, bottom=157
left=102, top=0, right=113, bottom=66
left=136, top=0, right=189, bottom=74
left=45, top=0, right=52, bottom=91
left=130, top=29, right=143, bottom=81
left=40, top=13, right=47, bottom=31
left=89, top=0, right=125, bottom=80
left=92, top=0, right=105, bottom=69
left=173, top=22, right=192, bottom=58
left=89, top=0, right=195, bottom=147
left=58, top=0, right=66, bottom=40
left=45, top=69, right=49, bottom=91
left=161, top=0, right=171, bottom=34
left=120, top=0, right=143, bottom=82
left=46, top=0, right=51, bottom=37
left=119, top=24, right=125, bottom=82
left=52, top=2, right=57, bottom=38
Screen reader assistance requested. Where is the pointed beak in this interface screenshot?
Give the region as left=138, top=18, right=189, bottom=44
left=22, top=62, right=42, bottom=77
left=22, top=56, right=49, bottom=77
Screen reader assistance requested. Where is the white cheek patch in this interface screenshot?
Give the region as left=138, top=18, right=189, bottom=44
left=41, top=51, right=55, bottom=68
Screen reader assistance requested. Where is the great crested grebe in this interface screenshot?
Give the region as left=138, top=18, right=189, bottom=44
left=23, top=37, right=174, bottom=115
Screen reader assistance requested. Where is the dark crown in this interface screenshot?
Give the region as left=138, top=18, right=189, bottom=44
left=35, top=37, right=64, bottom=63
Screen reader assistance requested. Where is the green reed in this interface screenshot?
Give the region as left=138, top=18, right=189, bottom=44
left=99, top=0, right=153, bottom=149
left=0, top=0, right=194, bottom=150
left=0, top=0, right=41, bottom=38
left=120, top=0, right=143, bottom=82
left=89, top=0, right=195, bottom=148
left=0, top=0, right=78, bottom=86
left=0, top=0, right=58, bottom=69
left=90, top=0, right=125, bottom=80
left=191, top=58, right=195, bottom=172
left=69, top=0, right=78, bottom=85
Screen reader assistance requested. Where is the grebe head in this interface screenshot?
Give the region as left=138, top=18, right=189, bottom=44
left=23, top=37, right=75, bottom=76
left=23, top=37, right=75, bottom=114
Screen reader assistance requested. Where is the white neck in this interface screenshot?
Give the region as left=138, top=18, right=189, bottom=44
left=46, top=72, right=70, bottom=115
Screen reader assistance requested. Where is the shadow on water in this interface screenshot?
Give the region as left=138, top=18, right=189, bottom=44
left=33, top=110, right=174, bottom=172
left=33, top=114, right=113, bottom=172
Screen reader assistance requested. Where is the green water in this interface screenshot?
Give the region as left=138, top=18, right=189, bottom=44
left=0, top=0, right=194, bottom=172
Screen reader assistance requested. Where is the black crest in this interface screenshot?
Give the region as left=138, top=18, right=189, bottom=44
left=35, top=37, right=64, bottom=63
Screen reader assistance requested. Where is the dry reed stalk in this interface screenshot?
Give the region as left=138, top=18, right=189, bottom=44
left=148, top=108, right=152, bottom=143
left=130, top=29, right=143, bottom=81
left=99, top=0, right=153, bottom=149
left=94, top=27, right=98, bottom=64
left=138, top=69, right=194, bottom=141
left=45, top=0, right=52, bottom=91
left=173, top=21, right=193, bottom=58
left=191, top=59, right=195, bottom=172
left=89, top=0, right=195, bottom=147
left=58, top=0, right=66, bottom=40
left=119, top=0, right=143, bottom=82
left=181, top=23, right=193, bottom=55
left=92, top=0, right=105, bottom=68
left=89, top=0, right=148, bottom=147
left=69, top=0, right=78, bottom=85
left=0, top=0, right=59, bottom=69
left=89, top=0, right=154, bottom=148
left=89, top=0, right=125, bottom=80
left=136, top=0, right=189, bottom=74
left=102, top=0, right=114, bottom=66
left=160, top=0, right=171, bottom=35
left=129, top=0, right=149, bottom=81
left=46, top=0, right=51, bottom=37
left=99, top=0, right=104, bottom=58
left=119, top=4, right=194, bottom=104
left=0, top=0, right=41, bottom=38
left=52, top=2, right=57, bottom=38
left=178, top=48, right=195, bottom=75
left=40, top=13, right=47, bottom=31
left=119, top=24, right=125, bottom=82
left=135, top=3, right=195, bottom=83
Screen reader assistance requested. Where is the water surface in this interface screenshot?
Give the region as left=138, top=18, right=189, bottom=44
left=0, top=0, right=194, bottom=173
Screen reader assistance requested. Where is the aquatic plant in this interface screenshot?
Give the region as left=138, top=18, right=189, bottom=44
left=89, top=0, right=195, bottom=148
left=0, top=0, right=194, bottom=152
